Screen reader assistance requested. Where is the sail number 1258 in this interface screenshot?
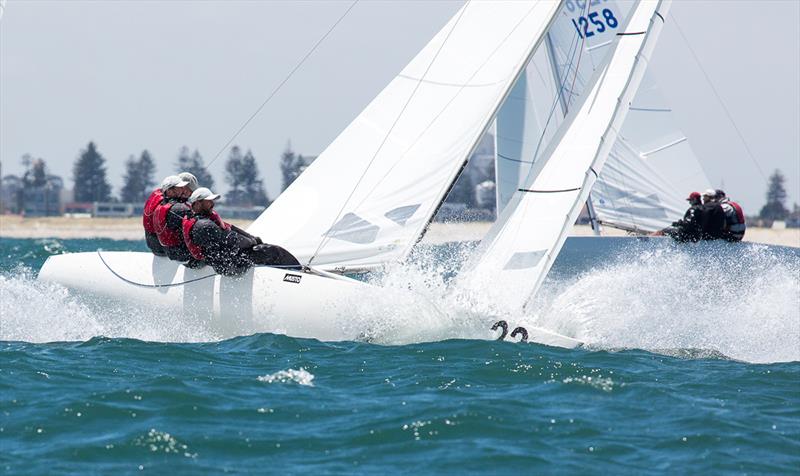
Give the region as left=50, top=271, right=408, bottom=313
left=571, top=9, right=619, bottom=39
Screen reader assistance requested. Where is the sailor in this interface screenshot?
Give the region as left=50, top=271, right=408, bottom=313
left=143, top=173, right=200, bottom=256
left=152, top=175, right=196, bottom=263
left=182, top=188, right=301, bottom=276
left=177, top=172, right=199, bottom=193
left=716, top=189, right=746, bottom=242
left=143, top=183, right=166, bottom=256
left=662, top=191, right=704, bottom=242
left=699, top=188, right=726, bottom=240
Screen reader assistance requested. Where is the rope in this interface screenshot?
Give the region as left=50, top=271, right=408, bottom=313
left=518, top=187, right=581, bottom=193
left=671, top=14, right=766, bottom=181
left=206, top=0, right=359, bottom=168
left=97, top=251, right=217, bottom=288
left=97, top=251, right=306, bottom=288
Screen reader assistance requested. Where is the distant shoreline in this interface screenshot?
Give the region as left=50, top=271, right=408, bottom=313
left=1, top=215, right=798, bottom=248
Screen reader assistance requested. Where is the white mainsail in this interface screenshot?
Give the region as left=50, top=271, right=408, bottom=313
left=495, top=0, right=709, bottom=231
left=248, top=1, right=561, bottom=271
left=460, top=0, right=671, bottom=313
left=494, top=41, right=563, bottom=214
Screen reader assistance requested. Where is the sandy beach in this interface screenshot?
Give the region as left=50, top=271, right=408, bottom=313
left=1, top=215, right=798, bottom=248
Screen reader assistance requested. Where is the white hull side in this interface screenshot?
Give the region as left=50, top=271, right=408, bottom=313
left=37, top=252, right=430, bottom=342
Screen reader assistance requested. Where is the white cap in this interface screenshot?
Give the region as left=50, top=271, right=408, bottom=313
left=160, top=175, right=189, bottom=192
left=187, top=187, right=221, bottom=204
left=702, top=188, right=717, bottom=197
left=178, top=172, right=199, bottom=191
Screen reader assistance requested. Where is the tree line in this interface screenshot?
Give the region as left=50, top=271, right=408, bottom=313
left=15, top=141, right=313, bottom=207
left=9, top=141, right=797, bottom=221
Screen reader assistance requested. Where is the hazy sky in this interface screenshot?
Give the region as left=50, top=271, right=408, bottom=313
left=1, top=0, right=798, bottom=212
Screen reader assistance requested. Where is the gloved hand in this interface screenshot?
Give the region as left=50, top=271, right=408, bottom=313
left=256, top=237, right=263, bottom=245
left=184, top=258, right=206, bottom=269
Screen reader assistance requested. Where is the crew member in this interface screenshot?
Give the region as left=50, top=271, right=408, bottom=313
left=178, top=172, right=199, bottom=192
left=700, top=188, right=726, bottom=240
left=143, top=182, right=166, bottom=256
left=152, top=175, right=195, bottom=262
left=716, top=189, right=746, bottom=242
left=662, top=191, right=704, bottom=242
left=143, top=173, right=200, bottom=256
left=182, top=188, right=301, bottom=276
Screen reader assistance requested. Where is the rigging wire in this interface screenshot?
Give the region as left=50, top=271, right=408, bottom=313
left=205, top=0, right=359, bottom=169
left=671, top=14, right=766, bottom=181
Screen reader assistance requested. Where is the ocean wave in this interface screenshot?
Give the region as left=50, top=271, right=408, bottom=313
left=257, top=368, right=315, bottom=386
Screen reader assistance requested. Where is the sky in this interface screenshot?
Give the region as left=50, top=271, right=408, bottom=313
left=1, top=0, right=798, bottom=213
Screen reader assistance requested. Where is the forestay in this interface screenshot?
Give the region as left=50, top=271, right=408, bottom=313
left=494, top=0, right=709, bottom=231
left=459, top=0, right=671, bottom=313
left=248, top=1, right=561, bottom=271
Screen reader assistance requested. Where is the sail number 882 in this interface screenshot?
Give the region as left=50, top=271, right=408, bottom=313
left=571, top=9, right=619, bottom=39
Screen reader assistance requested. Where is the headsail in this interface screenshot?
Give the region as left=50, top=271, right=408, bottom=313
left=590, top=74, right=709, bottom=231
left=248, top=1, right=561, bottom=271
left=495, top=0, right=709, bottom=231
left=459, top=0, right=671, bottom=313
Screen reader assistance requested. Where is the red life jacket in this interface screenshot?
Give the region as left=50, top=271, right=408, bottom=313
left=182, top=211, right=230, bottom=260
left=142, top=189, right=163, bottom=234
left=153, top=201, right=184, bottom=247
left=728, top=200, right=745, bottom=225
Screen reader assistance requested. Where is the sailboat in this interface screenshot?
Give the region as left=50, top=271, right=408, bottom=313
left=38, top=0, right=670, bottom=345
left=494, top=0, right=709, bottom=234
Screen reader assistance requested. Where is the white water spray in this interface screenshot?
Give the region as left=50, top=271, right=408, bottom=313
left=2, top=240, right=798, bottom=363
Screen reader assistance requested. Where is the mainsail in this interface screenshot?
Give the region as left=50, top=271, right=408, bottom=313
left=495, top=0, right=709, bottom=231
left=460, top=0, right=671, bottom=313
left=248, top=1, right=561, bottom=271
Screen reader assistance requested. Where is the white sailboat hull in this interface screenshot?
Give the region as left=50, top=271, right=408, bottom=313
left=37, top=251, right=418, bottom=342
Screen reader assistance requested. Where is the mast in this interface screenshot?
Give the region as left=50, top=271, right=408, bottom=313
left=546, top=31, right=601, bottom=236
left=491, top=118, right=501, bottom=219
left=545, top=32, right=569, bottom=117
left=585, top=193, right=603, bottom=235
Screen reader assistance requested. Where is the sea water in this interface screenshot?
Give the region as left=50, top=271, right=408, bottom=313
left=1, top=237, right=798, bottom=474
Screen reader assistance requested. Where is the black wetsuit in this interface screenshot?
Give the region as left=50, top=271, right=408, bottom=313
left=699, top=202, right=726, bottom=240
left=189, top=214, right=301, bottom=276
left=664, top=204, right=704, bottom=242
left=145, top=232, right=165, bottom=256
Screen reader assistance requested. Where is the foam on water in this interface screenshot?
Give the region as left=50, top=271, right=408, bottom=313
left=1, top=238, right=797, bottom=363
left=257, top=368, right=315, bottom=386
left=0, top=268, right=219, bottom=343
left=359, top=240, right=800, bottom=363
left=532, top=242, right=800, bottom=364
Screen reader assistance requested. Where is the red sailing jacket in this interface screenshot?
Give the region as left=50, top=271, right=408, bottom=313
left=153, top=201, right=185, bottom=247
left=182, top=211, right=230, bottom=260
left=142, top=189, right=163, bottom=234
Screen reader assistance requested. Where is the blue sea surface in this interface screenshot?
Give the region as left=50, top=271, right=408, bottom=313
left=1, top=237, right=799, bottom=474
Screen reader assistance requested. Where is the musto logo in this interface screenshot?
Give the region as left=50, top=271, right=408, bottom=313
left=283, top=274, right=302, bottom=284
